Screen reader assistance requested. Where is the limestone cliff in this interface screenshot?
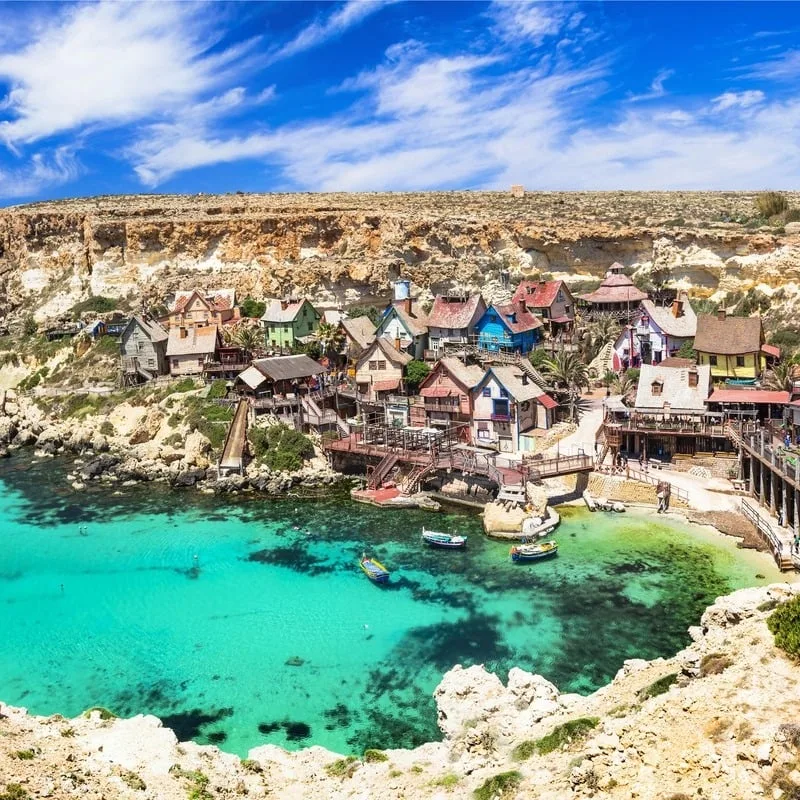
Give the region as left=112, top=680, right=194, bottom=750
left=2, top=192, right=800, bottom=320
left=1, top=582, right=799, bottom=800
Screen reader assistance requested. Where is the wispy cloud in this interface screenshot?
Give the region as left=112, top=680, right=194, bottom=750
left=0, top=2, right=256, bottom=148
left=0, top=146, right=79, bottom=199
left=742, top=49, right=800, bottom=81
left=267, top=0, right=394, bottom=64
left=627, top=68, right=674, bottom=102
left=489, top=1, right=573, bottom=46
left=711, top=90, right=765, bottom=111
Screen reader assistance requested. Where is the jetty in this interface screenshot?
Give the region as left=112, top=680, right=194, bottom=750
left=218, top=399, right=249, bottom=476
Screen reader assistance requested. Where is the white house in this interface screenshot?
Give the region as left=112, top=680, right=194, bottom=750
left=471, top=366, right=556, bottom=453
left=612, top=292, right=696, bottom=370
left=375, top=299, right=429, bottom=360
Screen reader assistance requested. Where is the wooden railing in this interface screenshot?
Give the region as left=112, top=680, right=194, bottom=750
left=741, top=498, right=788, bottom=566
left=624, top=467, right=690, bottom=503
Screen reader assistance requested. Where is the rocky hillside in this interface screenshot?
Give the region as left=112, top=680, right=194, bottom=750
left=1, top=583, right=799, bottom=800
left=2, top=192, right=800, bottom=321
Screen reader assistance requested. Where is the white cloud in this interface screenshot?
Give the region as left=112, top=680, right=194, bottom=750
left=711, top=90, right=765, bottom=111
left=627, top=68, right=674, bottom=102
left=489, top=1, right=572, bottom=46
left=0, top=146, right=79, bottom=199
left=267, top=0, right=394, bottom=64
left=0, top=2, right=256, bottom=147
left=743, top=49, right=800, bottom=81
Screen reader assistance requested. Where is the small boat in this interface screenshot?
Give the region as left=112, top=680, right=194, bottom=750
left=510, top=540, right=559, bottom=562
left=421, top=529, right=467, bottom=549
left=359, top=554, right=390, bottom=584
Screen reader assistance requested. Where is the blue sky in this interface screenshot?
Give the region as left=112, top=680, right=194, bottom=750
left=0, top=1, right=798, bottom=202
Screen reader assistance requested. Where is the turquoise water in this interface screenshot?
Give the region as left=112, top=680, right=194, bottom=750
left=0, top=456, right=780, bottom=756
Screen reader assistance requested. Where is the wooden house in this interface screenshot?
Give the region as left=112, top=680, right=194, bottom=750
left=261, top=298, right=321, bottom=350
left=694, top=311, right=765, bottom=381
left=512, top=280, right=575, bottom=332
left=235, top=355, right=326, bottom=398
left=374, top=299, right=429, bottom=359
left=166, top=325, right=220, bottom=376
left=612, top=292, right=696, bottom=370
left=474, top=300, right=542, bottom=354
left=120, top=316, right=169, bottom=383
left=355, top=337, right=412, bottom=402
left=340, top=316, right=376, bottom=369
left=410, top=357, right=485, bottom=434
left=471, top=365, right=556, bottom=453
left=578, top=265, right=647, bottom=321
left=169, top=289, right=239, bottom=329
left=425, top=294, right=486, bottom=356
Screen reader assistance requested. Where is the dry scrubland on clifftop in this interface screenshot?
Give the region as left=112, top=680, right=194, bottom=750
left=2, top=191, right=800, bottom=321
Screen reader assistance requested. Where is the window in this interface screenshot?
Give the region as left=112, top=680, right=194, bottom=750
left=499, top=388, right=509, bottom=398
left=137, top=341, right=145, bottom=352
left=557, top=290, right=564, bottom=302
left=526, top=286, right=533, bottom=294
left=493, top=399, right=510, bottom=418
left=651, top=381, right=663, bottom=396
left=709, top=355, right=718, bottom=366
left=378, top=360, right=387, bottom=370
left=541, top=309, right=549, bottom=318
left=369, top=360, right=378, bottom=370
left=172, top=359, right=179, bottom=368
left=564, top=305, right=570, bottom=314
left=521, top=400, right=530, bottom=411
left=147, top=359, right=155, bottom=368
left=482, top=387, right=491, bottom=397
left=736, top=355, right=746, bottom=367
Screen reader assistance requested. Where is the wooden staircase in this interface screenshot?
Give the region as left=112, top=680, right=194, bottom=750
left=367, top=454, right=399, bottom=489
left=400, top=462, right=435, bottom=494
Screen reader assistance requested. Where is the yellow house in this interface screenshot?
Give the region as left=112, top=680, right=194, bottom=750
left=694, top=312, right=765, bottom=381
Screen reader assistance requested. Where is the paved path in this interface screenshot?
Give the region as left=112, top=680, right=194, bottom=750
left=544, top=392, right=604, bottom=458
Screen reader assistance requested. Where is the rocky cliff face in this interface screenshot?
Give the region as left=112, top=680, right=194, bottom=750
left=2, top=582, right=799, bottom=800
left=2, top=192, right=800, bottom=320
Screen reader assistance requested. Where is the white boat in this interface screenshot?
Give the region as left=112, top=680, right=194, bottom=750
left=421, top=529, right=467, bottom=549
left=510, top=540, right=559, bottom=562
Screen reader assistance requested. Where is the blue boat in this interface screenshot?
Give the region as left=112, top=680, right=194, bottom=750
left=359, top=554, right=390, bottom=584
left=510, top=540, right=558, bottom=562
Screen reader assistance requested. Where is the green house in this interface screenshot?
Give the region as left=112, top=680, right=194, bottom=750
left=261, top=298, right=321, bottom=350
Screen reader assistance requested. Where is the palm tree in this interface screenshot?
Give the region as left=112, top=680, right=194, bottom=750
left=233, top=323, right=262, bottom=358
left=764, top=361, right=796, bottom=392
left=580, top=315, right=620, bottom=362
left=612, top=372, right=638, bottom=405
left=541, top=351, right=590, bottom=421
left=314, top=322, right=345, bottom=355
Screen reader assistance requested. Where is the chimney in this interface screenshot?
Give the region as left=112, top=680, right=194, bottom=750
left=717, top=308, right=726, bottom=321
left=404, top=297, right=412, bottom=315
left=671, top=298, right=683, bottom=318
left=688, top=369, right=698, bottom=388
left=538, top=279, right=546, bottom=287
left=517, top=298, right=527, bottom=315
left=179, top=327, right=188, bottom=339
left=521, top=372, right=529, bottom=386
left=394, top=336, right=402, bottom=352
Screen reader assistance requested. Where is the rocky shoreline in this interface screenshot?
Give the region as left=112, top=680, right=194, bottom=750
left=1, top=582, right=799, bottom=799
left=0, top=388, right=345, bottom=496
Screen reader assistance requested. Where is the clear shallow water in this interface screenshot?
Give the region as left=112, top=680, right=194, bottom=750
left=0, top=456, right=780, bottom=756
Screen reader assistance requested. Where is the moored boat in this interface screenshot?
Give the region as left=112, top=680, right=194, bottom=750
left=421, top=528, right=467, bottom=549
left=359, top=554, right=390, bottom=583
left=510, top=540, right=559, bottom=562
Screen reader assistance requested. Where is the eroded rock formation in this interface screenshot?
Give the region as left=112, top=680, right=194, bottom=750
left=2, top=192, right=800, bottom=320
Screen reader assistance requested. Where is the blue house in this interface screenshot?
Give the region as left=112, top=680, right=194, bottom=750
left=475, top=301, right=543, bottom=354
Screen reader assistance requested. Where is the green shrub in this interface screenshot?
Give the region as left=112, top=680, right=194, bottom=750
left=767, top=595, right=800, bottom=660
left=99, top=420, right=115, bottom=436
left=404, top=360, right=431, bottom=392
left=676, top=339, right=696, bottom=360
left=364, top=749, right=388, bottom=763
left=638, top=673, right=679, bottom=700
left=119, top=769, right=146, bottom=791
left=699, top=653, right=734, bottom=676
left=511, top=740, right=537, bottom=761
left=82, top=706, right=117, bottom=720
left=758, top=599, right=780, bottom=612
left=240, top=758, right=263, bottom=773
left=22, top=316, right=37, bottom=337
left=61, top=727, right=76, bottom=737
left=69, top=296, right=119, bottom=318
left=240, top=297, right=267, bottom=319
left=250, top=423, right=314, bottom=472
left=529, top=348, right=550, bottom=369
left=430, top=773, right=460, bottom=789
left=473, top=770, right=522, bottom=800
left=0, top=784, right=28, bottom=800
left=325, top=756, right=360, bottom=778
left=533, top=717, right=599, bottom=755
left=755, top=192, right=789, bottom=218
left=207, top=380, right=228, bottom=399
left=12, top=750, right=34, bottom=760
left=167, top=378, right=197, bottom=394
left=348, top=305, right=383, bottom=325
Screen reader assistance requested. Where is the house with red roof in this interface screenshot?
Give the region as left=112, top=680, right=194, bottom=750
left=168, top=289, right=240, bottom=329
left=512, top=279, right=575, bottom=332
left=426, top=294, right=486, bottom=357
left=474, top=300, right=543, bottom=354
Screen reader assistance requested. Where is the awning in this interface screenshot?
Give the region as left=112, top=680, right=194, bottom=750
left=538, top=394, right=558, bottom=409
left=550, top=315, right=573, bottom=324
left=237, top=365, right=266, bottom=390
left=372, top=379, right=400, bottom=392
left=707, top=389, right=790, bottom=405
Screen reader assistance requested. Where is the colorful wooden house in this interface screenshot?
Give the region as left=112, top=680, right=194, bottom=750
left=375, top=299, right=429, bottom=359
left=261, top=298, right=321, bottom=350
left=426, top=294, right=486, bottom=356
left=166, top=325, right=220, bottom=376
left=694, top=311, right=765, bottom=381
left=355, top=337, right=412, bottom=402
left=411, top=357, right=485, bottom=435
left=512, top=279, right=575, bottom=332
left=120, top=316, right=169, bottom=383
left=471, top=365, right=556, bottom=453
left=578, top=265, right=647, bottom=321
left=169, top=289, right=239, bottom=329
left=474, top=301, right=542, bottom=354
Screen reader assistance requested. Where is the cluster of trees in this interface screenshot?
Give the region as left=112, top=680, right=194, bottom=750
left=249, top=423, right=315, bottom=472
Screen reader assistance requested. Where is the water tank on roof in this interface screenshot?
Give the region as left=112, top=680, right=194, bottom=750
left=393, top=279, right=411, bottom=300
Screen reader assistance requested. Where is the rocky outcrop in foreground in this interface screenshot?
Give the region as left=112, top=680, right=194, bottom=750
left=2, top=583, right=799, bottom=799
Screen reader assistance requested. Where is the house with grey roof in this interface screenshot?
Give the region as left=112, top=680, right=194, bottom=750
left=260, top=298, right=321, bottom=351
left=235, top=354, right=326, bottom=397
left=375, top=299, right=429, bottom=359
left=120, top=316, right=169, bottom=383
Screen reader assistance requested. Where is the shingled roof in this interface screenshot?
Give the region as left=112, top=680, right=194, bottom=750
left=261, top=298, right=317, bottom=324
left=340, top=316, right=376, bottom=349
left=427, top=294, right=485, bottom=329
left=488, top=303, right=543, bottom=334
left=251, top=354, right=325, bottom=381
left=694, top=314, right=763, bottom=355
left=640, top=293, right=696, bottom=338
left=634, top=364, right=710, bottom=413
left=579, top=273, right=648, bottom=305
left=166, top=325, right=219, bottom=356
left=128, top=315, right=168, bottom=343
left=388, top=300, right=428, bottom=337
left=512, top=280, right=570, bottom=309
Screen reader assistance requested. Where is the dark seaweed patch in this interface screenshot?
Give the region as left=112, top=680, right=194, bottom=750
left=258, top=722, right=280, bottom=734
left=206, top=731, right=227, bottom=744
left=160, top=707, right=233, bottom=741
left=323, top=703, right=352, bottom=730
left=283, top=721, right=311, bottom=741
left=245, top=546, right=339, bottom=576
